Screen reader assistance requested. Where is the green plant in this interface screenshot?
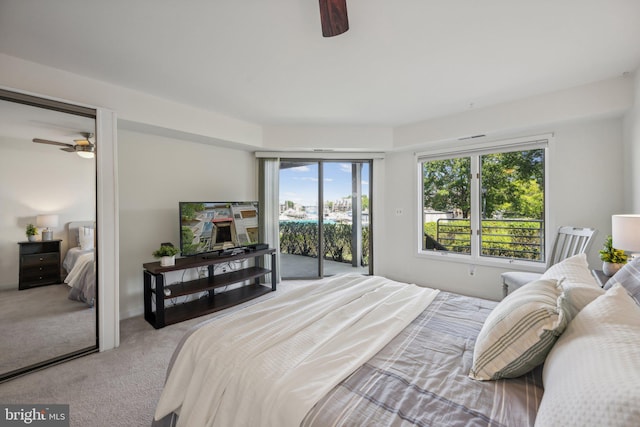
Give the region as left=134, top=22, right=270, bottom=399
left=25, top=223, right=38, bottom=237
left=153, top=245, right=179, bottom=258
left=599, top=236, right=628, bottom=264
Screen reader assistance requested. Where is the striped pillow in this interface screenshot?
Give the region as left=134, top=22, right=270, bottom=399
left=604, top=256, right=640, bottom=305
left=469, top=279, right=570, bottom=380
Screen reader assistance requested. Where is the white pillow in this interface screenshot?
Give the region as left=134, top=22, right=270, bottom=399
left=79, top=226, right=94, bottom=250
left=540, top=253, right=598, bottom=286
left=536, top=284, right=640, bottom=427
left=541, top=253, right=603, bottom=317
left=469, top=278, right=569, bottom=380
left=557, top=279, right=605, bottom=319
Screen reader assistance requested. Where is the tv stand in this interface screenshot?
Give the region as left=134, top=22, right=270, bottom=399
left=143, top=248, right=276, bottom=329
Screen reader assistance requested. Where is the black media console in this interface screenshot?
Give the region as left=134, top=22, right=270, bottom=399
left=143, top=248, right=276, bottom=329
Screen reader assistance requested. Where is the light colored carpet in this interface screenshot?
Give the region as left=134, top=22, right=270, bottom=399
left=0, top=280, right=308, bottom=427
left=0, top=284, right=95, bottom=374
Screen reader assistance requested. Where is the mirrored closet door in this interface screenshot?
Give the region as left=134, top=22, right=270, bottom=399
left=0, top=90, right=98, bottom=382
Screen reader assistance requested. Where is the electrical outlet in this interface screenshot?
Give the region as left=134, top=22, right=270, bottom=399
left=395, top=208, right=403, bottom=216
left=469, top=264, right=476, bottom=276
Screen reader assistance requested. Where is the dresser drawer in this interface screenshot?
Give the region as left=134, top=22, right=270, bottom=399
left=21, top=264, right=60, bottom=281
left=18, top=240, right=62, bottom=290
left=20, top=274, right=59, bottom=287
left=21, top=252, right=59, bottom=268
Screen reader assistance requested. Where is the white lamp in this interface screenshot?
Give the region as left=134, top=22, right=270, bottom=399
left=612, top=214, right=640, bottom=260
left=36, top=214, right=59, bottom=241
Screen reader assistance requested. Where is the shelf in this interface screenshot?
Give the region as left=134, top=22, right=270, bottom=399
left=143, top=247, right=277, bottom=329
left=143, top=248, right=275, bottom=275
left=160, top=266, right=270, bottom=299
left=162, top=284, right=272, bottom=325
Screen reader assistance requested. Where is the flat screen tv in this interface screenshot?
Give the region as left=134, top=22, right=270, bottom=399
left=179, top=201, right=259, bottom=256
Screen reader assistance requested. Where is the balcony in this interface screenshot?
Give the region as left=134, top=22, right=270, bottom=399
left=426, top=218, right=545, bottom=261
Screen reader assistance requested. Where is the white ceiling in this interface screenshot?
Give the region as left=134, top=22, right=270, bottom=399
left=1, top=0, right=639, bottom=127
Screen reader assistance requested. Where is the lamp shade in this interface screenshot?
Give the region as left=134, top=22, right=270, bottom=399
left=612, top=214, right=640, bottom=252
left=36, top=214, right=59, bottom=229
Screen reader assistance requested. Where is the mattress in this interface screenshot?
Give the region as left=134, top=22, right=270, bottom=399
left=153, top=282, right=543, bottom=427
left=303, top=291, right=542, bottom=427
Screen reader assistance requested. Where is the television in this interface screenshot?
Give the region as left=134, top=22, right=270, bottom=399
left=179, top=201, right=260, bottom=257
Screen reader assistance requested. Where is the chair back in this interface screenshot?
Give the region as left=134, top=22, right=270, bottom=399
left=547, top=226, right=597, bottom=268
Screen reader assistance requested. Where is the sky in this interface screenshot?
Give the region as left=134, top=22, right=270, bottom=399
left=279, top=162, right=369, bottom=207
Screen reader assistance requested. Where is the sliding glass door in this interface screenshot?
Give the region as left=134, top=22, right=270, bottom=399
left=279, top=160, right=372, bottom=279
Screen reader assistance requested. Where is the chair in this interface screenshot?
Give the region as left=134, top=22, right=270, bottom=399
left=501, top=226, right=598, bottom=298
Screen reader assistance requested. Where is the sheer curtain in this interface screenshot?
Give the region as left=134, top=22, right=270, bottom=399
left=258, top=157, right=281, bottom=283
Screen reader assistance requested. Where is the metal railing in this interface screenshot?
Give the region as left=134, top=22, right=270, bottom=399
left=432, top=218, right=544, bottom=261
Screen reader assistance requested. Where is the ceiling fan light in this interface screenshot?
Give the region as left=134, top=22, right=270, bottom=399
left=75, top=144, right=95, bottom=159
left=76, top=151, right=94, bottom=159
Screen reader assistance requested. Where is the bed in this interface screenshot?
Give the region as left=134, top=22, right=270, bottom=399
left=62, top=221, right=96, bottom=307
left=152, top=255, right=640, bottom=427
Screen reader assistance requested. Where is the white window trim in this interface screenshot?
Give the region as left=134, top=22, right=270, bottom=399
left=415, top=134, right=552, bottom=271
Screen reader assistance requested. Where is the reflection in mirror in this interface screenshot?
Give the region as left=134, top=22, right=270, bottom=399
left=0, top=95, right=98, bottom=382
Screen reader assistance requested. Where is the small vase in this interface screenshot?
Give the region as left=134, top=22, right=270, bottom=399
left=160, top=255, right=175, bottom=267
left=602, top=261, right=624, bottom=277
left=27, top=235, right=37, bottom=242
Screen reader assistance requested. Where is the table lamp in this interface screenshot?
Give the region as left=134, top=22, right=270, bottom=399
left=37, top=214, right=59, bottom=241
left=612, top=214, right=640, bottom=260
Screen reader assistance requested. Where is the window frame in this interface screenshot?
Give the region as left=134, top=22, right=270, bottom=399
left=415, top=134, right=551, bottom=271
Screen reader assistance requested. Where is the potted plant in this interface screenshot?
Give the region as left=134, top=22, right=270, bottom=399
left=25, top=223, right=38, bottom=242
left=599, top=235, right=627, bottom=276
left=153, top=245, right=179, bottom=267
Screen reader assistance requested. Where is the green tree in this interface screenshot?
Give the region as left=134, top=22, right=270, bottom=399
left=361, top=195, right=369, bottom=211
left=481, top=150, right=544, bottom=219
left=423, top=157, right=471, bottom=217
left=181, top=202, right=205, bottom=220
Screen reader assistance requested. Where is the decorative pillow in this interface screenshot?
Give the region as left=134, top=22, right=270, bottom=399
left=540, top=253, right=599, bottom=287
left=604, top=256, right=640, bottom=305
left=557, top=279, right=605, bottom=319
left=79, top=226, right=94, bottom=250
left=540, top=253, right=603, bottom=317
left=469, top=279, right=569, bottom=380
left=536, top=284, right=640, bottom=426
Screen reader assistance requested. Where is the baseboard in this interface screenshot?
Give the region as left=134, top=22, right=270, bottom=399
left=119, top=307, right=144, bottom=321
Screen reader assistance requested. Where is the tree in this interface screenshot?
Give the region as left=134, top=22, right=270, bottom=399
left=181, top=202, right=205, bottom=220
left=361, top=195, right=369, bottom=211
left=481, top=150, right=544, bottom=219
left=423, top=157, right=471, bottom=217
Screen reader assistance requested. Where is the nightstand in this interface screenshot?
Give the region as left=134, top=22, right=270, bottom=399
left=18, top=240, right=62, bottom=290
left=591, top=269, right=609, bottom=288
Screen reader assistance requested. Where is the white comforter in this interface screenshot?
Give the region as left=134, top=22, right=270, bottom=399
left=64, top=251, right=95, bottom=306
left=154, top=274, right=439, bottom=427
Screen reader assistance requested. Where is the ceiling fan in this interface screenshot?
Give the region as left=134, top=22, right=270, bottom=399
left=32, top=132, right=95, bottom=158
left=319, top=0, right=349, bottom=37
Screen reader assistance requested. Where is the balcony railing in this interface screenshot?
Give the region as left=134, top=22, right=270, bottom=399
left=430, top=218, right=544, bottom=262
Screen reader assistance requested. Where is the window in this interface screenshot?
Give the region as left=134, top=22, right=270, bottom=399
left=418, top=137, right=548, bottom=265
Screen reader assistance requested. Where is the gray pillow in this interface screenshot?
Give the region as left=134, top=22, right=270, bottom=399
left=604, top=256, right=640, bottom=305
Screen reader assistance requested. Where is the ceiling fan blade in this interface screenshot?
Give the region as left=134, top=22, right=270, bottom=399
left=60, top=147, right=75, bottom=152
left=32, top=138, right=74, bottom=149
left=319, top=0, right=349, bottom=37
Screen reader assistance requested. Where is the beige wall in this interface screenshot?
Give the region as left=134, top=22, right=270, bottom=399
left=117, top=129, right=256, bottom=318
left=377, top=117, right=625, bottom=301
left=623, top=71, right=640, bottom=211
